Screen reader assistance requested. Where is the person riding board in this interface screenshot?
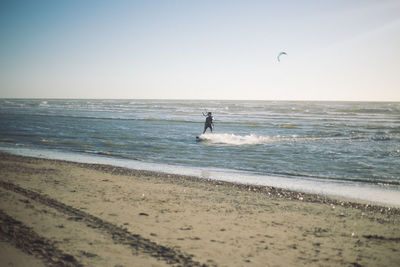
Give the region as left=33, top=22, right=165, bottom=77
left=202, top=112, right=214, bottom=134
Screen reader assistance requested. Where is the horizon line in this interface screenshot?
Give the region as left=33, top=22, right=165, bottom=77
left=1, top=97, right=399, bottom=103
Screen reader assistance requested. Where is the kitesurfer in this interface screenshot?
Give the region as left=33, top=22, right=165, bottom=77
left=202, top=112, right=214, bottom=134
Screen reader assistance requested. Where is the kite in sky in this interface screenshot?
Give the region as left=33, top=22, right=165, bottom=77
left=277, top=51, right=287, bottom=62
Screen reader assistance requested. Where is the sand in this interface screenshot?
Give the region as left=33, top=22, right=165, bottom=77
left=0, top=152, right=399, bottom=267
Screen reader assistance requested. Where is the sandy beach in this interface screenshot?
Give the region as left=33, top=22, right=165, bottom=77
left=0, top=152, right=399, bottom=266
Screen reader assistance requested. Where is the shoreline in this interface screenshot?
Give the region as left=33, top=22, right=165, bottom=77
left=2, top=152, right=399, bottom=213
left=1, top=152, right=399, bottom=266
left=1, top=146, right=399, bottom=208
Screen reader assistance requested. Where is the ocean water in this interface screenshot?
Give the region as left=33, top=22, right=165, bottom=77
left=1, top=99, right=399, bottom=206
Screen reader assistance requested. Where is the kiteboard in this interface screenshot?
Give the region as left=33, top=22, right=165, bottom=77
left=196, top=135, right=205, bottom=141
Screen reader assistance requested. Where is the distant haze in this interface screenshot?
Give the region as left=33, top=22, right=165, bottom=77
left=1, top=0, right=399, bottom=101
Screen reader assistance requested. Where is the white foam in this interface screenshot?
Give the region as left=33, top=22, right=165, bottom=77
left=39, top=101, right=48, bottom=107
left=198, top=133, right=275, bottom=145
left=1, top=145, right=399, bottom=207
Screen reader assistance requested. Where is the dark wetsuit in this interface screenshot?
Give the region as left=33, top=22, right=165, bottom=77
left=203, top=116, right=213, bottom=133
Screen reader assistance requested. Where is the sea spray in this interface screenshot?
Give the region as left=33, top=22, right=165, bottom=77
left=198, top=133, right=275, bottom=145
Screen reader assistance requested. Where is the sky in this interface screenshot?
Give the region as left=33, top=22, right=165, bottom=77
left=1, top=0, right=400, bottom=101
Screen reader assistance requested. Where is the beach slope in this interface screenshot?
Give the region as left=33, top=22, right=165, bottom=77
left=0, top=153, right=399, bottom=266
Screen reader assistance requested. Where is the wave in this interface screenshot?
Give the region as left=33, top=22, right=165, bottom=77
left=0, top=138, right=14, bottom=143
left=336, top=108, right=399, bottom=115
left=83, top=150, right=122, bottom=157
left=197, top=133, right=276, bottom=145
left=271, top=170, right=400, bottom=186
left=196, top=132, right=389, bottom=145
left=40, top=138, right=93, bottom=147
left=82, top=150, right=143, bottom=161
left=278, top=123, right=301, bottom=128
left=0, top=111, right=202, bottom=124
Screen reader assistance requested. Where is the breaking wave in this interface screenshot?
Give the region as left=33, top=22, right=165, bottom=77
left=198, top=133, right=275, bottom=145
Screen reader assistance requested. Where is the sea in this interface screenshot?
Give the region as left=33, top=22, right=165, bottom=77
left=0, top=99, right=399, bottom=206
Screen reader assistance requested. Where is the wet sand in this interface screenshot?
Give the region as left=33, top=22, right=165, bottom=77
left=0, top=152, right=399, bottom=266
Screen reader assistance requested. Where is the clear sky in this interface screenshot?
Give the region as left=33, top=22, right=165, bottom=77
left=1, top=0, right=399, bottom=101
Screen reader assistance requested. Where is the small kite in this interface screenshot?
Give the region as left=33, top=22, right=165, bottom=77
left=277, top=51, right=287, bottom=62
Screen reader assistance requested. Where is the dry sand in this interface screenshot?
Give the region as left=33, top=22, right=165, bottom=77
left=0, top=152, right=399, bottom=266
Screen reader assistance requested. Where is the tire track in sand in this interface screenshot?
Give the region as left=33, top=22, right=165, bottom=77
left=0, top=210, right=82, bottom=267
left=0, top=181, right=206, bottom=267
